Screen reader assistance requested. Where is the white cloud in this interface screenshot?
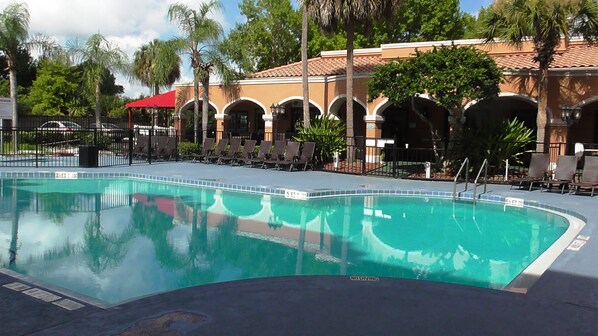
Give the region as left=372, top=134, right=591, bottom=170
left=0, top=0, right=228, bottom=97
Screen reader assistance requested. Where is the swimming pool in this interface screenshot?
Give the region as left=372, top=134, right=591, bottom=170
left=0, top=177, right=574, bottom=305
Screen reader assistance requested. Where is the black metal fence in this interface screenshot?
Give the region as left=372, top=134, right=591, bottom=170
left=316, top=136, right=589, bottom=182
left=0, top=127, right=179, bottom=168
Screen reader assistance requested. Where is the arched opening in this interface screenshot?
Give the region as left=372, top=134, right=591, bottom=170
left=178, top=100, right=218, bottom=142
left=465, top=95, right=538, bottom=133
left=329, top=97, right=367, bottom=139
left=378, top=97, right=449, bottom=148
left=569, top=99, right=598, bottom=145
left=275, top=99, right=321, bottom=135
left=222, top=99, right=266, bottom=140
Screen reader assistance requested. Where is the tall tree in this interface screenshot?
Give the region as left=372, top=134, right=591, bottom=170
left=301, top=4, right=310, bottom=129
left=220, top=0, right=301, bottom=76
left=25, top=59, right=79, bottom=116
left=368, top=45, right=503, bottom=161
left=302, top=0, right=401, bottom=155
left=169, top=0, right=235, bottom=143
left=68, top=33, right=129, bottom=126
left=133, top=39, right=181, bottom=96
left=482, top=0, right=598, bottom=148
left=0, top=2, right=29, bottom=133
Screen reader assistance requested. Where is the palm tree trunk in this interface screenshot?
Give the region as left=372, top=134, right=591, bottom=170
left=536, top=66, right=549, bottom=152
left=301, top=6, right=310, bottom=129
left=201, top=75, right=210, bottom=142
left=345, top=20, right=355, bottom=161
left=95, top=81, right=102, bottom=127
left=193, top=69, right=200, bottom=144
left=9, top=64, right=18, bottom=153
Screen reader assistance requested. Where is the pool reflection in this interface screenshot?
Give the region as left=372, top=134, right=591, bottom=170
left=0, top=178, right=569, bottom=304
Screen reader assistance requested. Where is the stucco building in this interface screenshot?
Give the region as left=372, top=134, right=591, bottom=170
left=173, top=37, right=598, bottom=151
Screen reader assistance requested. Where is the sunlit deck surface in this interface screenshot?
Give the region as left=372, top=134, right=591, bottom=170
left=2, top=162, right=598, bottom=336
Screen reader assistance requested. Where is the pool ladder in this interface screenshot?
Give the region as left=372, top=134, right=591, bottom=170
left=452, top=158, right=469, bottom=201
left=472, top=159, right=488, bottom=204
left=452, top=158, right=489, bottom=204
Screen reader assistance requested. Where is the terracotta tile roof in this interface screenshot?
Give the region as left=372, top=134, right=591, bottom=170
left=248, top=55, right=386, bottom=78
left=248, top=44, right=598, bottom=79
left=491, top=44, right=598, bottom=70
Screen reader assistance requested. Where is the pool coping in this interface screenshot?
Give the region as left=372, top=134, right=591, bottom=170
left=0, top=170, right=588, bottom=307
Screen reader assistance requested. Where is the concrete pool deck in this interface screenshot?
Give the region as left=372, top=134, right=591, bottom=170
left=1, top=162, right=598, bottom=335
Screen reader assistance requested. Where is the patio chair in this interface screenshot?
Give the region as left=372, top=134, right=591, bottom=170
left=205, top=138, right=229, bottom=163
left=157, top=136, right=177, bottom=161
left=569, top=156, right=598, bottom=196
left=540, top=155, right=578, bottom=194
left=291, top=141, right=316, bottom=171
left=132, top=135, right=149, bottom=159
left=243, top=140, right=272, bottom=167
left=261, top=140, right=288, bottom=168
left=217, top=138, right=242, bottom=164
left=263, top=141, right=300, bottom=169
left=230, top=139, right=257, bottom=166
left=510, top=153, right=550, bottom=191
left=192, top=138, right=215, bottom=162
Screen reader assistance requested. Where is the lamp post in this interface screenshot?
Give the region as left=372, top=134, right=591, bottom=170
left=560, top=104, right=581, bottom=147
left=270, top=103, right=285, bottom=141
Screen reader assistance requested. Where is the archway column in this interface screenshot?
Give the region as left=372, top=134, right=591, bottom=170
left=548, top=120, right=568, bottom=163
left=263, top=114, right=274, bottom=141
left=173, top=113, right=185, bottom=142
left=364, top=115, right=385, bottom=163
left=214, top=114, right=230, bottom=140
left=364, top=115, right=384, bottom=138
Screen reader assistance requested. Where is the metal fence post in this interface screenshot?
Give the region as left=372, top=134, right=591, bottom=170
left=35, top=129, right=39, bottom=168
left=392, top=136, right=398, bottom=178
left=361, top=136, right=366, bottom=176
left=128, top=129, right=133, bottom=165
left=148, top=129, right=152, bottom=164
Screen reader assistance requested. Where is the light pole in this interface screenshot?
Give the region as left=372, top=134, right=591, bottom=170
left=270, top=103, right=285, bottom=141
left=560, top=104, right=581, bottom=152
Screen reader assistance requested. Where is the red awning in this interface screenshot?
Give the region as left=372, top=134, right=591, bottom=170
left=125, top=90, right=175, bottom=109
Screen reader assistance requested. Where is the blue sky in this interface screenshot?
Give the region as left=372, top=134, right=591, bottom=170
left=3, top=0, right=494, bottom=97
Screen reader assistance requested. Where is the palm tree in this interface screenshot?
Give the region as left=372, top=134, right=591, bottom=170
left=482, top=0, right=598, bottom=149
left=0, top=2, right=28, bottom=136
left=133, top=39, right=181, bottom=96
left=68, top=33, right=129, bottom=126
left=301, top=0, right=401, bottom=157
left=168, top=1, right=232, bottom=143
left=0, top=3, right=59, bottom=151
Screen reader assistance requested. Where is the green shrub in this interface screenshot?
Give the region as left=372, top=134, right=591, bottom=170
left=293, top=115, right=345, bottom=164
left=178, top=141, right=199, bottom=158
left=456, top=118, right=534, bottom=173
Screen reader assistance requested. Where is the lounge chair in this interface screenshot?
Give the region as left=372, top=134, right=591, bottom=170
left=291, top=141, right=316, bottom=171
left=230, top=139, right=257, bottom=166
left=205, top=138, right=229, bottom=163
left=510, top=153, right=550, bottom=191
left=156, top=136, right=177, bottom=161
left=569, top=156, right=598, bottom=196
left=243, top=140, right=272, bottom=167
left=261, top=140, right=288, bottom=168
left=263, top=141, right=300, bottom=169
left=217, top=138, right=242, bottom=164
left=192, top=138, right=215, bottom=162
left=540, top=155, right=578, bottom=193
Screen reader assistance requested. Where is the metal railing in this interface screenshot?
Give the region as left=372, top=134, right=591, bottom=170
left=453, top=158, right=469, bottom=201
left=472, top=158, right=489, bottom=204
left=0, top=127, right=179, bottom=167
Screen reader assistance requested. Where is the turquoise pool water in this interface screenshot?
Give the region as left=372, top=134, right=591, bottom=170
left=0, top=178, right=569, bottom=304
